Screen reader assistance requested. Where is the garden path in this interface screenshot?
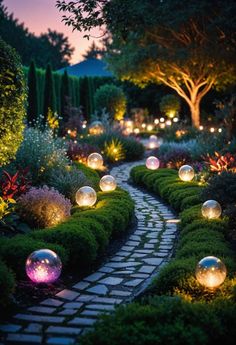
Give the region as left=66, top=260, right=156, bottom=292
left=0, top=161, right=179, bottom=345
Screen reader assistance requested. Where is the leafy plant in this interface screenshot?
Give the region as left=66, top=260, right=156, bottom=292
left=18, top=185, right=72, bottom=228
left=103, top=139, right=125, bottom=162
left=0, top=169, right=31, bottom=200
left=160, top=147, right=192, bottom=169
left=204, top=152, right=236, bottom=174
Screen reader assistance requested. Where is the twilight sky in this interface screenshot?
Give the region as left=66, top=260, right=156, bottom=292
left=4, top=0, right=100, bottom=64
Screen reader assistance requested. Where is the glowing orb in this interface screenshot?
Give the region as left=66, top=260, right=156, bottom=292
left=87, top=153, right=103, bottom=170
left=76, top=186, right=97, bottom=207
left=99, top=175, right=117, bottom=192
left=178, top=165, right=195, bottom=181
left=196, top=256, right=226, bottom=289
left=201, top=200, right=222, bottom=219
left=146, top=156, right=160, bottom=170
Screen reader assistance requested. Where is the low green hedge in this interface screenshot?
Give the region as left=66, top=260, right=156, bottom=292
left=0, top=260, right=15, bottom=308
left=81, top=296, right=236, bottom=345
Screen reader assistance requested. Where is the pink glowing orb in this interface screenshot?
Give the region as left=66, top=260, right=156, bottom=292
left=146, top=156, right=160, bottom=170
left=26, top=249, right=62, bottom=284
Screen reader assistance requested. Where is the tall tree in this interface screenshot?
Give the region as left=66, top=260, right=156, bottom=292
left=82, top=41, right=104, bottom=60
left=57, top=0, right=236, bottom=127
left=27, top=60, right=38, bottom=125
left=60, top=70, right=70, bottom=121
left=43, top=64, right=56, bottom=124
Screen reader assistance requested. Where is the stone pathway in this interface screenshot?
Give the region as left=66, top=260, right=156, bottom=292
left=0, top=162, right=179, bottom=345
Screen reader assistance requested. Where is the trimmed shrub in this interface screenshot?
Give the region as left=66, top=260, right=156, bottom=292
left=0, top=38, right=26, bottom=166
left=0, top=260, right=15, bottom=308
left=18, top=186, right=72, bottom=228
left=74, top=162, right=100, bottom=190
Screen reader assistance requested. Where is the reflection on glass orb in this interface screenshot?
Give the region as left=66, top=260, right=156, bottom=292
left=100, top=175, right=117, bottom=192
left=87, top=153, right=103, bottom=169
left=196, top=256, right=227, bottom=289
left=178, top=165, right=195, bottom=181
left=201, top=200, right=222, bottom=219
left=146, top=156, right=160, bottom=170
left=89, top=121, right=104, bottom=136
left=26, top=249, right=62, bottom=284
left=76, top=186, right=97, bottom=207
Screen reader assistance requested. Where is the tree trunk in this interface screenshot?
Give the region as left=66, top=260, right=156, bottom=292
left=189, top=101, right=200, bottom=128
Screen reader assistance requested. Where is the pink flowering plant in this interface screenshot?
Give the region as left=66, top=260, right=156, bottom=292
left=18, top=185, right=72, bottom=229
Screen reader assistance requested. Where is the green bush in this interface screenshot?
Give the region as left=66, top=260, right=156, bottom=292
left=80, top=296, right=236, bottom=345
left=0, top=38, right=26, bottom=165
left=94, top=84, right=126, bottom=121
left=0, top=235, right=68, bottom=279
left=0, top=260, right=15, bottom=308
left=74, top=162, right=100, bottom=190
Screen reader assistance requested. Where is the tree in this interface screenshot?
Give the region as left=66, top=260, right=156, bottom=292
left=60, top=70, right=70, bottom=121
left=82, top=41, right=104, bottom=60
left=0, top=37, right=26, bottom=165
left=43, top=64, right=56, bottom=124
left=160, top=95, right=181, bottom=119
left=56, top=0, right=236, bottom=127
left=27, top=61, right=38, bottom=125
left=94, top=84, right=126, bottom=121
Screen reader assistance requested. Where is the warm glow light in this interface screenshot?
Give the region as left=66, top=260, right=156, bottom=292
left=199, top=125, right=204, bottom=130
left=160, top=117, right=165, bottom=123
left=134, top=128, right=140, bottom=134
left=196, top=256, right=227, bottom=289
left=147, top=124, right=153, bottom=131
left=173, top=117, right=179, bottom=123
left=76, top=186, right=97, bottom=207
left=87, top=153, right=103, bottom=170
left=210, top=127, right=215, bottom=133
left=99, top=175, right=117, bottom=192
left=218, top=128, right=222, bottom=133
left=146, top=156, right=160, bottom=170
left=168, top=111, right=175, bottom=118
left=178, top=165, right=195, bottom=181
left=154, top=118, right=159, bottom=124
left=201, top=200, right=222, bottom=219
left=26, top=249, right=62, bottom=284
left=160, top=123, right=166, bottom=129
left=89, top=121, right=104, bottom=136
left=166, top=120, right=172, bottom=126
left=141, top=123, right=147, bottom=129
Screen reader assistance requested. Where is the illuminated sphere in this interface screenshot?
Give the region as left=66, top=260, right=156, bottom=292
left=89, top=121, right=104, bottom=136
left=76, top=186, right=97, bottom=207
left=99, top=175, right=117, bottom=192
left=26, top=249, right=62, bottom=284
left=146, top=156, right=160, bottom=170
left=178, top=165, right=195, bottom=181
left=150, top=135, right=158, bottom=141
left=87, top=153, right=103, bottom=170
left=195, top=256, right=227, bottom=289
left=201, top=200, right=222, bottom=219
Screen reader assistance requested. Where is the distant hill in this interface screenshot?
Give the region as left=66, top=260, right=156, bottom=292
left=58, top=58, right=113, bottom=77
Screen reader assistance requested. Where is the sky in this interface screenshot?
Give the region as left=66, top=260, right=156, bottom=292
left=3, top=0, right=101, bottom=64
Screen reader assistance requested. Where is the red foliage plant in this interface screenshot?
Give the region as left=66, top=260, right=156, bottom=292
left=205, top=152, right=236, bottom=174
left=0, top=168, right=31, bottom=200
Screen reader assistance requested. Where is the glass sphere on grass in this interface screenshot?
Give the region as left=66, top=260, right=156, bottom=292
left=201, top=200, right=222, bottom=219
left=100, top=175, right=117, bottom=192
left=146, top=156, right=160, bottom=170
left=87, top=153, right=103, bottom=170
left=178, top=165, right=195, bottom=181
left=195, top=256, right=227, bottom=289
left=76, top=186, right=97, bottom=207
left=26, top=249, right=62, bottom=284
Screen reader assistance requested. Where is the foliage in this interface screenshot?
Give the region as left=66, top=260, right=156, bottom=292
left=160, top=94, right=181, bottom=118
left=27, top=60, right=38, bottom=125
left=94, top=84, right=127, bottom=121
left=80, top=296, right=236, bottom=345
left=67, top=141, right=100, bottom=164
left=159, top=147, right=192, bottom=169
left=43, top=64, right=56, bottom=123
left=48, top=165, right=88, bottom=203
left=215, top=94, right=236, bottom=140
left=18, top=185, right=72, bottom=228
left=103, top=139, right=125, bottom=163
left=0, top=169, right=31, bottom=201
left=0, top=260, right=15, bottom=309
left=201, top=171, right=236, bottom=208
left=204, top=152, right=236, bottom=174
left=0, top=37, right=26, bottom=166
left=0, top=1, right=74, bottom=69
left=14, top=128, right=69, bottom=185
left=73, top=162, right=100, bottom=190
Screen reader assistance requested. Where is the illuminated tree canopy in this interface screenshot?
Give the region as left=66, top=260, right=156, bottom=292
left=57, top=0, right=236, bottom=127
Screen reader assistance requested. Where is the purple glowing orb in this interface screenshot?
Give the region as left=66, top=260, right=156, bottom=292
left=26, top=249, right=62, bottom=284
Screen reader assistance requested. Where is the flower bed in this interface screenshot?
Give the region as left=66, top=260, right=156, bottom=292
left=80, top=166, right=236, bottom=345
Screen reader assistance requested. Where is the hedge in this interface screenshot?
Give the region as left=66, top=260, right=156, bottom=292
left=79, top=165, right=236, bottom=344
left=0, top=260, right=15, bottom=309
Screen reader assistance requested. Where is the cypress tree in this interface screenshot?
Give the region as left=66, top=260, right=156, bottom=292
left=43, top=64, right=56, bottom=124
left=60, top=69, right=70, bottom=122
left=27, top=60, right=38, bottom=125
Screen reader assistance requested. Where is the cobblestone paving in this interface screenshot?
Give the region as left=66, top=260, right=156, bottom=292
left=0, top=162, right=179, bottom=345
